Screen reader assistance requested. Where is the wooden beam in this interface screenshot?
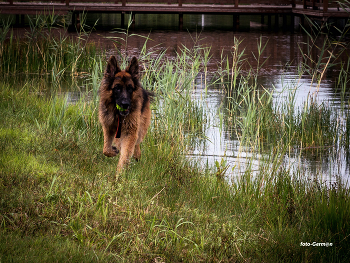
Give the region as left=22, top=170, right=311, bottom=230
left=323, top=0, right=328, bottom=12
left=179, top=13, right=183, bottom=30
left=283, top=14, right=287, bottom=30
left=131, top=12, right=135, bottom=30
left=275, top=14, right=279, bottom=30
left=233, top=14, right=239, bottom=30
left=121, top=12, right=125, bottom=28
left=0, top=0, right=349, bottom=21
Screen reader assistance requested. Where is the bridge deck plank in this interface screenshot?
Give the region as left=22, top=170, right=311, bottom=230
left=0, top=2, right=349, bottom=17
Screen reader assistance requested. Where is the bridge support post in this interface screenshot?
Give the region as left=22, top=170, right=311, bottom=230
left=179, top=13, right=183, bottom=30
left=323, top=0, right=328, bottom=12
left=76, top=13, right=81, bottom=31
left=121, top=12, right=125, bottom=28
left=233, top=15, right=239, bottom=30
left=71, top=12, right=76, bottom=29
left=15, top=14, right=26, bottom=26
left=300, top=15, right=305, bottom=29
left=283, top=14, right=287, bottom=31
left=274, top=14, right=279, bottom=30
left=68, top=12, right=81, bottom=32
left=131, top=13, right=135, bottom=30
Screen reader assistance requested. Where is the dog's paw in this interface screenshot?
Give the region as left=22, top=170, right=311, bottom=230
left=103, top=146, right=120, bottom=157
left=103, top=150, right=118, bottom=157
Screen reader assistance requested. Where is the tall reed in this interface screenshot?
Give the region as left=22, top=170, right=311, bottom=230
left=220, top=21, right=350, bottom=157
left=0, top=13, right=100, bottom=76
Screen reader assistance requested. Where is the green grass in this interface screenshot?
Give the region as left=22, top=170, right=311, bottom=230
left=0, top=233, right=113, bottom=262
left=1, top=63, right=350, bottom=262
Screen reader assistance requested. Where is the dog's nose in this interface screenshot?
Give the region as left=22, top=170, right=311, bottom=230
left=121, top=102, right=130, bottom=109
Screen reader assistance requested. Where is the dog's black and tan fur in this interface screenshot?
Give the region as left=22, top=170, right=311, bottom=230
left=99, top=56, right=152, bottom=173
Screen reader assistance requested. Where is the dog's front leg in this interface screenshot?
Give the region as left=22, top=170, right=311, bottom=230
left=116, top=134, right=138, bottom=173
left=102, top=126, right=119, bottom=157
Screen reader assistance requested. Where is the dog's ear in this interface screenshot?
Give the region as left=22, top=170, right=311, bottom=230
left=105, top=56, right=121, bottom=78
left=126, top=57, right=139, bottom=80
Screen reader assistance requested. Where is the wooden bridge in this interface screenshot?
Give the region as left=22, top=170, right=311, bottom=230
left=1, top=0, right=349, bottom=29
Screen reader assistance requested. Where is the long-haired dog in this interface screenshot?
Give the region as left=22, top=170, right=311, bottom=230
left=99, top=56, right=152, bottom=174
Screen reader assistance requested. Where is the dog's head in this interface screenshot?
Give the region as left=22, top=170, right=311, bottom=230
left=104, top=56, right=139, bottom=117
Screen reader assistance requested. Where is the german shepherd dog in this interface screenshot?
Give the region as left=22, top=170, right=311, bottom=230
left=99, top=56, right=152, bottom=174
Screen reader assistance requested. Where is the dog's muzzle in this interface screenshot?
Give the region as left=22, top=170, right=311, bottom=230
left=116, top=103, right=130, bottom=116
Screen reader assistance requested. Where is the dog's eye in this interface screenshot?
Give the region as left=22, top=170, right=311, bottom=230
left=127, top=85, right=134, bottom=92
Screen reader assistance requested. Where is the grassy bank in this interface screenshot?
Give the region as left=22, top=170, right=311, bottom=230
left=1, top=17, right=350, bottom=262
left=1, top=78, right=350, bottom=262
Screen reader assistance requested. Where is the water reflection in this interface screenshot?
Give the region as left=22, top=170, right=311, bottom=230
left=189, top=73, right=350, bottom=185
left=86, top=13, right=291, bottom=31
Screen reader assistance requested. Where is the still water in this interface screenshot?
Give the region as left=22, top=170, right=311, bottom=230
left=87, top=14, right=350, bottom=184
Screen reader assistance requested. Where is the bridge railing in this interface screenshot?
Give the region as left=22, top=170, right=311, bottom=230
left=293, top=0, right=342, bottom=12
left=3, top=0, right=293, bottom=7
left=4, top=0, right=343, bottom=12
